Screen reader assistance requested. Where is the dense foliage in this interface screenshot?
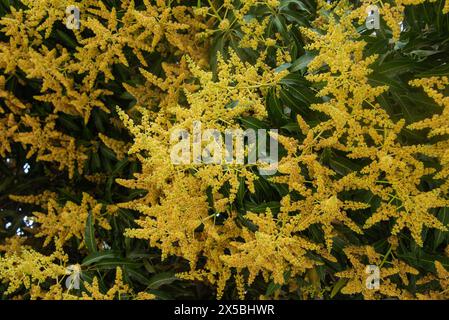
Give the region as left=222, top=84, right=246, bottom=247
left=1, top=0, right=449, bottom=300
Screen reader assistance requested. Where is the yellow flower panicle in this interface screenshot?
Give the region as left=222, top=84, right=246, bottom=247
left=31, top=192, right=111, bottom=247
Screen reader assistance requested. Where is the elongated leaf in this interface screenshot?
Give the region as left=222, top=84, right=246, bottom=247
left=82, top=250, right=120, bottom=266
left=330, top=278, right=348, bottom=298
left=84, top=212, right=97, bottom=254
left=239, top=116, right=269, bottom=130
left=377, top=58, right=416, bottom=76
left=267, top=87, right=287, bottom=126
left=265, top=281, right=281, bottom=296
left=290, top=52, right=315, bottom=73
left=272, top=15, right=290, bottom=43
left=417, top=64, right=449, bottom=77
left=329, top=155, right=361, bottom=176
left=146, top=272, right=178, bottom=289
left=55, top=29, right=78, bottom=49
left=434, top=207, right=449, bottom=250
left=368, top=73, right=407, bottom=91
left=92, top=258, right=141, bottom=269
left=125, top=267, right=152, bottom=286
left=111, top=158, right=129, bottom=176
left=245, top=201, right=280, bottom=213
left=398, top=251, right=449, bottom=272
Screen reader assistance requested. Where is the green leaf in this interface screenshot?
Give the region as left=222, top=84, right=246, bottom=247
left=271, top=15, right=290, bottom=43
left=82, top=250, right=119, bottom=266
left=0, top=209, right=18, bottom=218
left=274, top=63, right=292, bottom=73
left=281, top=122, right=300, bottom=133
left=364, top=38, right=390, bottom=56
left=290, top=51, right=315, bottom=74
left=265, top=281, right=281, bottom=296
left=146, top=272, right=178, bottom=289
left=417, top=64, right=449, bottom=77
left=237, top=177, right=245, bottom=208
left=377, top=58, right=416, bottom=76
left=279, top=73, right=309, bottom=86
left=391, top=90, right=414, bottom=123
left=281, top=10, right=309, bottom=27
left=0, top=176, right=14, bottom=193
left=55, top=29, right=78, bottom=49
left=330, top=278, right=348, bottom=298
left=239, top=116, right=269, bottom=130
left=143, top=259, right=156, bottom=273
left=280, top=0, right=312, bottom=14
left=111, top=158, right=129, bottom=176
left=368, top=72, right=407, bottom=91
left=237, top=212, right=259, bottom=232
left=125, top=267, right=152, bottom=286
left=245, top=201, right=280, bottom=213
left=92, top=258, right=141, bottom=269
left=398, top=251, right=449, bottom=272
left=284, top=84, right=315, bottom=105
left=58, top=115, right=80, bottom=132
left=434, top=207, right=449, bottom=250
left=93, top=111, right=105, bottom=132
left=91, top=152, right=101, bottom=172
left=84, top=212, right=97, bottom=254
left=267, top=87, right=287, bottom=126
left=225, top=100, right=239, bottom=109
left=100, top=145, right=118, bottom=161
left=329, top=155, right=360, bottom=176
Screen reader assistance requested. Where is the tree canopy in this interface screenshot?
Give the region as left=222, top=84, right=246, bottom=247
left=1, top=0, right=449, bottom=300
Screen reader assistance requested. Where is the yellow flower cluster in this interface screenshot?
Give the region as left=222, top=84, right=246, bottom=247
left=0, top=244, right=67, bottom=296
left=118, top=49, right=289, bottom=298
left=293, top=5, right=449, bottom=250
left=11, top=192, right=109, bottom=249
left=0, top=241, right=155, bottom=300
left=416, top=261, right=449, bottom=299
left=98, top=133, right=129, bottom=161
left=221, top=210, right=334, bottom=286
left=77, top=267, right=156, bottom=300
left=14, top=115, right=88, bottom=179
left=409, top=76, right=449, bottom=137
left=335, top=245, right=419, bottom=299
left=0, top=0, right=209, bottom=178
